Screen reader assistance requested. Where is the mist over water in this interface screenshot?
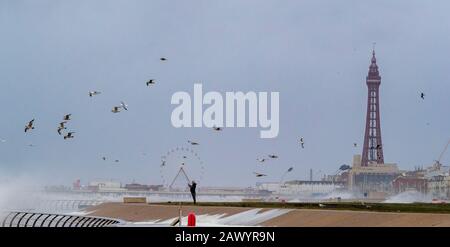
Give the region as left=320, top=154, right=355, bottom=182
left=0, top=173, right=42, bottom=211
left=383, top=191, right=432, bottom=203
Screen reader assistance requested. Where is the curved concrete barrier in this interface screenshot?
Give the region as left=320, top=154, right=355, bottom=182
left=0, top=211, right=123, bottom=227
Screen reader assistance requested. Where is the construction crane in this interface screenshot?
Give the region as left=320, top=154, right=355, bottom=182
left=434, top=139, right=450, bottom=168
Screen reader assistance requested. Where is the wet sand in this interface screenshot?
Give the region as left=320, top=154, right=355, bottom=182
left=87, top=202, right=450, bottom=226
left=87, top=202, right=252, bottom=222
left=260, top=209, right=450, bottom=227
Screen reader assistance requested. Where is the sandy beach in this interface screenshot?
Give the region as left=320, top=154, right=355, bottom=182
left=87, top=202, right=450, bottom=227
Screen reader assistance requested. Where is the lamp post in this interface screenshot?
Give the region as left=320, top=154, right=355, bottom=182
left=277, top=167, right=294, bottom=200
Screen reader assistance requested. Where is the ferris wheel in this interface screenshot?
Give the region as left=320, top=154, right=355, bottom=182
left=159, top=146, right=205, bottom=191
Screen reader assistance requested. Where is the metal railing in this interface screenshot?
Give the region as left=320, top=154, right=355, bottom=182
left=0, top=211, right=122, bottom=227
left=34, top=200, right=104, bottom=213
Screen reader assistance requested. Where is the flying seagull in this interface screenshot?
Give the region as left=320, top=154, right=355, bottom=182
left=299, top=137, right=305, bottom=148
left=353, top=143, right=357, bottom=147
left=339, top=164, right=351, bottom=171
left=213, top=126, right=222, bottom=131
left=63, top=132, right=75, bottom=140
left=161, top=160, right=166, bottom=167
left=114, top=159, right=119, bottom=163
left=146, top=79, right=155, bottom=86
left=111, top=106, right=121, bottom=113
left=160, top=57, right=167, bottom=61
left=57, top=126, right=66, bottom=135
left=24, top=119, right=35, bottom=133
left=89, top=91, right=101, bottom=97
left=120, top=101, right=128, bottom=111
left=420, top=92, right=425, bottom=100
left=188, top=140, right=199, bottom=145
left=254, top=172, right=267, bottom=177
left=280, top=167, right=294, bottom=182
left=370, top=145, right=382, bottom=150
left=257, top=158, right=266, bottom=163
left=102, top=157, right=107, bottom=161
left=63, top=114, right=72, bottom=121
left=57, top=122, right=67, bottom=135
left=268, top=154, right=278, bottom=159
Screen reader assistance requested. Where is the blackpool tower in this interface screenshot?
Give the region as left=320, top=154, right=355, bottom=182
left=361, top=49, right=385, bottom=166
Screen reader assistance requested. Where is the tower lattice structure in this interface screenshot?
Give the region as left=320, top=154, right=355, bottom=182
left=361, top=49, right=385, bottom=166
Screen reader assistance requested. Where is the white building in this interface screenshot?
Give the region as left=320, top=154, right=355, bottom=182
left=88, top=180, right=127, bottom=192
left=427, top=175, right=450, bottom=199
left=257, top=180, right=344, bottom=197
left=348, top=154, right=400, bottom=194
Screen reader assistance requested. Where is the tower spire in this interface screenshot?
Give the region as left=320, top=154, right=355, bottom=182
left=371, top=45, right=376, bottom=63
left=361, top=47, right=384, bottom=167
left=368, top=44, right=380, bottom=80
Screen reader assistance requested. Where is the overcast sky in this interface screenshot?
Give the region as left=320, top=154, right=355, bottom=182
left=0, top=0, right=449, bottom=187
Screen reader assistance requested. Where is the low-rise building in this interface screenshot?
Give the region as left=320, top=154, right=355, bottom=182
left=124, top=183, right=151, bottom=191
left=256, top=180, right=344, bottom=197
left=348, top=155, right=400, bottom=197
left=88, top=180, right=127, bottom=192
left=392, top=176, right=427, bottom=194
left=427, top=175, right=450, bottom=199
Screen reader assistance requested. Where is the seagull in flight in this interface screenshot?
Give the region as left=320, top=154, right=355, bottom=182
left=299, top=137, right=305, bottom=148
left=268, top=154, right=278, bottom=159
left=102, top=157, right=107, bottom=161
left=160, top=57, right=167, bottom=61
left=57, top=126, right=66, bottom=135
left=57, top=122, right=67, bottom=135
left=146, top=79, right=155, bottom=86
left=89, top=91, right=101, bottom=97
left=120, top=101, right=128, bottom=111
left=63, top=114, right=72, bottom=121
left=213, top=126, right=222, bottom=131
left=420, top=92, right=425, bottom=100
left=111, top=106, right=121, bottom=113
left=188, top=140, right=199, bottom=145
left=63, top=132, right=75, bottom=140
left=353, top=143, right=357, bottom=147
left=339, top=164, right=351, bottom=171
left=24, top=119, right=35, bottom=133
left=257, top=158, right=266, bottom=163
left=254, top=172, right=267, bottom=177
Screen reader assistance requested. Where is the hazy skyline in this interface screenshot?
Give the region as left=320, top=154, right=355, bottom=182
left=0, top=0, right=449, bottom=187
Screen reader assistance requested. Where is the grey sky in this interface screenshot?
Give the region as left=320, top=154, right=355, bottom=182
left=0, top=0, right=449, bottom=187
